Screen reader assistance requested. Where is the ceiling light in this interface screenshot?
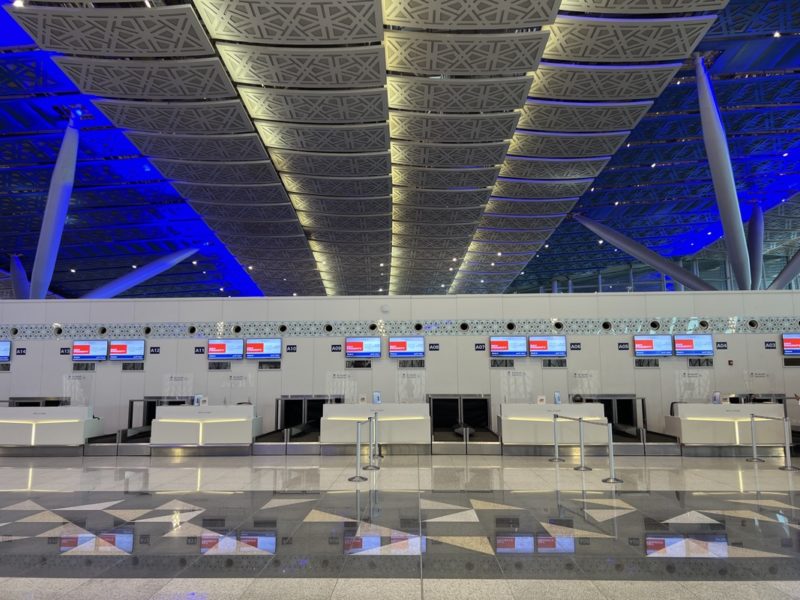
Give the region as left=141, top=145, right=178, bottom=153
left=379, top=262, right=384, bottom=267
left=202, top=270, right=207, bottom=274
left=598, top=240, right=604, bottom=245
left=782, top=152, right=789, bottom=157
left=490, top=262, right=495, bottom=266
left=378, top=288, right=383, bottom=292
left=707, top=231, right=712, bottom=235
left=614, top=201, right=620, bottom=206
left=247, top=265, right=253, bottom=270
left=521, top=271, right=525, bottom=275
left=440, top=284, right=445, bottom=288
left=480, top=279, right=485, bottom=283
left=12, top=0, right=23, bottom=6
left=283, top=278, right=287, bottom=281
left=544, top=244, right=549, bottom=249
left=449, top=267, right=453, bottom=272
left=452, top=257, right=457, bottom=262
left=131, top=264, right=137, bottom=269
left=191, top=260, right=198, bottom=266
left=650, top=163, right=656, bottom=168
left=590, top=187, right=595, bottom=192
left=219, top=287, right=224, bottom=292
left=69, top=268, right=76, bottom=273
left=497, top=252, right=502, bottom=256
left=774, top=31, right=782, bottom=37
left=292, top=292, right=297, bottom=297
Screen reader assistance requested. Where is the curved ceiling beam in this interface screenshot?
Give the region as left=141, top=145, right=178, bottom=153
left=10, top=255, right=30, bottom=300
left=747, top=203, right=764, bottom=290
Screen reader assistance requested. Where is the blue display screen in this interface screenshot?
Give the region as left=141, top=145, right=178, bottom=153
left=0, top=340, right=10, bottom=362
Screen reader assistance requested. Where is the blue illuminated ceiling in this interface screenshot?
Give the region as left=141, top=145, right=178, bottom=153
left=2, top=0, right=799, bottom=298
left=509, top=0, right=800, bottom=292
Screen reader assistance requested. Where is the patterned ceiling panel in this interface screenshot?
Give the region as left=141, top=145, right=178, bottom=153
left=500, top=156, right=611, bottom=180
left=390, top=141, right=509, bottom=167
left=392, top=188, right=491, bottom=209
left=384, top=31, right=549, bottom=76
left=194, top=0, right=382, bottom=45
left=388, top=111, right=520, bottom=143
left=172, top=183, right=290, bottom=205
left=297, top=213, right=391, bottom=230
left=392, top=234, right=475, bottom=250
left=308, top=229, right=392, bottom=244
left=255, top=121, right=389, bottom=153
left=239, top=87, right=387, bottom=124
left=529, top=63, right=682, bottom=102
left=217, top=43, right=385, bottom=89
left=188, top=201, right=296, bottom=222
left=493, top=179, right=593, bottom=199
left=125, top=132, right=268, bottom=161
left=480, top=214, right=566, bottom=230
left=95, top=99, right=253, bottom=134
left=486, top=198, right=578, bottom=215
left=394, top=204, right=485, bottom=224
left=519, top=100, right=652, bottom=133
left=462, top=251, right=535, bottom=265
left=544, top=16, right=716, bottom=63
left=291, top=195, right=393, bottom=214
left=0, top=52, right=76, bottom=96
left=559, top=0, right=729, bottom=13
left=223, top=234, right=312, bottom=251
left=151, top=159, right=279, bottom=185
left=9, top=5, right=213, bottom=57
left=53, top=56, right=236, bottom=100
left=468, top=241, right=543, bottom=253
left=205, top=218, right=304, bottom=237
left=391, top=166, right=500, bottom=189
left=269, top=150, right=391, bottom=177
left=473, top=229, right=552, bottom=243
left=382, top=0, right=558, bottom=29
left=509, top=131, right=630, bottom=158
left=386, top=76, right=531, bottom=113
left=393, top=221, right=479, bottom=237
left=281, top=174, right=393, bottom=197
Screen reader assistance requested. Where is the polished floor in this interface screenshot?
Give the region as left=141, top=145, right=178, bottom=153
left=0, top=455, right=797, bottom=599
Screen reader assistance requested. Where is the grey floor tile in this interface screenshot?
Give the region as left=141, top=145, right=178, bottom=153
left=244, top=577, right=337, bottom=599
left=330, top=578, right=421, bottom=600
left=423, top=578, right=514, bottom=600
left=61, top=577, right=169, bottom=600
left=149, top=577, right=254, bottom=600
left=683, top=581, right=795, bottom=600
left=507, top=579, right=607, bottom=600
left=0, top=577, right=88, bottom=599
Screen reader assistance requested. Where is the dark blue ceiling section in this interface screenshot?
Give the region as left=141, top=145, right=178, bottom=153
left=509, top=0, right=800, bottom=293
left=0, top=1, right=261, bottom=298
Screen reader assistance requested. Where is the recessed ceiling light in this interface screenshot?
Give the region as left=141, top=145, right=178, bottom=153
left=598, top=240, right=604, bottom=244
left=292, top=292, right=297, bottom=297
left=774, top=31, right=782, bottom=37
left=480, top=279, right=485, bottom=283
left=202, top=270, right=207, bottom=274
left=497, top=252, right=502, bottom=256
left=131, top=264, right=137, bottom=269
left=614, top=201, right=620, bottom=206
left=650, top=163, right=656, bottom=168
left=782, top=152, right=789, bottom=157
left=452, top=257, right=457, bottom=262
left=12, top=0, right=23, bottom=6
left=544, top=244, right=549, bottom=249
left=449, top=267, right=453, bottom=272
left=219, top=287, right=224, bottom=292
left=69, top=268, right=76, bottom=273
left=283, top=278, right=287, bottom=281
left=191, top=260, right=198, bottom=266
left=378, top=288, right=383, bottom=292
left=247, top=265, right=253, bottom=270
left=440, top=284, right=445, bottom=288
left=490, top=262, right=495, bottom=266
left=521, top=271, right=525, bottom=275
left=379, top=262, right=384, bottom=267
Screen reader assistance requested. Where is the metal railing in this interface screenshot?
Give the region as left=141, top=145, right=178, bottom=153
left=746, top=414, right=798, bottom=471
left=551, top=414, right=623, bottom=484
left=348, top=413, right=381, bottom=483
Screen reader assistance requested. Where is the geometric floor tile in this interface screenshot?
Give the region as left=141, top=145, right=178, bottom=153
left=662, top=511, right=721, bottom=525
left=261, top=498, right=317, bottom=510
left=202, top=535, right=272, bottom=555
left=155, top=500, right=203, bottom=512
left=584, top=508, right=636, bottom=523
left=420, top=499, right=468, bottom=511
left=36, top=523, right=92, bottom=537
left=576, top=498, right=635, bottom=510
left=18, top=511, right=67, bottom=523
left=1, top=501, right=47, bottom=511
left=424, top=510, right=480, bottom=523
left=56, top=501, right=124, bottom=512
left=730, top=499, right=799, bottom=511
left=0, top=535, right=28, bottom=543
left=356, top=522, right=412, bottom=538
left=163, top=523, right=220, bottom=538
left=541, top=523, right=612, bottom=539
left=136, top=510, right=204, bottom=524
left=104, top=509, right=152, bottom=522
left=647, top=538, right=788, bottom=559
left=469, top=499, right=522, bottom=511
left=702, top=509, right=778, bottom=523
left=350, top=536, right=422, bottom=556
left=428, top=535, right=495, bottom=555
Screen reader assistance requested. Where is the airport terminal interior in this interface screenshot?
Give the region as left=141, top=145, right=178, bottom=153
left=2, top=0, right=800, bottom=598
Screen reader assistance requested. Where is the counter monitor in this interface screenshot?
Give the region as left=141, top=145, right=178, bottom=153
left=246, top=338, right=281, bottom=360
left=72, top=340, right=109, bottom=361
left=490, top=336, right=528, bottom=357
left=528, top=335, right=567, bottom=357
left=389, top=336, right=425, bottom=358
left=207, top=339, right=244, bottom=360
left=633, top=335, right=673, bottom=357
left=782, top=333, right=800, bottom=356
left=0, top=340, right=10, bottom=362
left=673, top=334, right=714, bottom=357
left=345, top=337, right=381, bottom=358
left=109, top=340, right=145, bottom=361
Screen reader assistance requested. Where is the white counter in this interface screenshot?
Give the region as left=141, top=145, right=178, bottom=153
left=320, top=403, right=431, bottom=445
left=0, top=406, right=102, bottom=446
left=150, top=405, right=261, bottom=446
left=501, top=403, right=608, bottom=445
left=664, top=403, right=785, bottom=445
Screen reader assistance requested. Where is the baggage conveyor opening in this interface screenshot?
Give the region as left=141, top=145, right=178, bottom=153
left=427, top=394, right=500, bottom=454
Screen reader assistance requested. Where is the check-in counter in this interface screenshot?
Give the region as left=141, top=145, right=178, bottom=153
left=501, top=403, right=608, bottom=446
left=0, top=406, right=102, bottom=446
left=664, top=403, right=785, bottom=445
left=320, top=403, right=431, bottom=445
left=150, top=405, right=261, bottom=446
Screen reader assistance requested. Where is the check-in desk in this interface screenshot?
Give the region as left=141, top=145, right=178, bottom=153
left=665, top=403, right=785, bottom=456
left=501, top=404, right=608, bottom=455
left=150, top=405, right=261, bottom=454
left=320, top=403, right=431, bottom=454
left=0, top=406, right=103, bottom=452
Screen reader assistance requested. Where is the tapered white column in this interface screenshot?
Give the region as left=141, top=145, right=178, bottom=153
left=81, top=248, right=198, bottom=299
left=747, top=204, right=764, bottom=290
left=695, top=57, right=750, bottom=290
left=29, top=119, right=79, bottom=299
left=10, top=255, right=30, bottom=300
left=574, top=214, right=715, bottom=291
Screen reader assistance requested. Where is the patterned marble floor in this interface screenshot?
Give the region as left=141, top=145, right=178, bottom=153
left=0, top=455, right=796, bottom=599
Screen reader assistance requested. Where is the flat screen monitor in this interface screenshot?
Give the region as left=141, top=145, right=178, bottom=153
left=645, top=534, right=728, bottom=558
left=0, top=340, right=10, bottom=362
left=388, top=336, right=425, bottom=358
left=245, top=338, right=281, bottom=360
left=345, top=337, right=381, bottom=358
left=490, top=336, right=527, bottom=357
left=673, top=334, right=714, bottom=357
left=109, top=340, right=145, bottom=361
left=496, top=534, right=535, bottom=554
left=207, top=339, right=244, bottom=360
left=782, top=333, right=800, bottom=356
left=72, top=340, right=108, bottom=361
left=633, top=335, right=673, bottom=357
left=528, top=335, right=567, bottom=357
left=536, top=534, right=575, bottom=554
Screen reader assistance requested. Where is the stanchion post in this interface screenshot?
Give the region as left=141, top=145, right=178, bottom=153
left=574, top=417, right=592, bottom=472
left=746, top=414, right=765, bottom=463
left=602, top=422, right=623, bottom=484
left=549, top=414, right=564, bottom=463
left=373, top=411, right=381, bottom=460
left=779, top=417, right=799, bottom=472
left=348, top=420, right=368, bottom=482
left=364, top=416, right=379, bottom=471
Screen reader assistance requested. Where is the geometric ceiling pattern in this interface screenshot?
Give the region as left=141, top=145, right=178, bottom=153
left=3, top=0, right=798, bottom=297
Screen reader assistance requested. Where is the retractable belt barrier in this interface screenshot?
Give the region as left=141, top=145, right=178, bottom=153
left=552, top=414, right=623, bottom=484
left=746, top=414, right=798, bottom=471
